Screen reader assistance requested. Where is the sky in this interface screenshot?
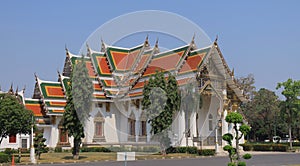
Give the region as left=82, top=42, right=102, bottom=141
left=0, top=1, right=299, bottom=98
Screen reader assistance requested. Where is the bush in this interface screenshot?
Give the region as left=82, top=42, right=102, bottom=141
left=272, top=144, right=288, bottom=152
left=243, top=153, right=252, bottom=160
left=4, top=148, right=18, bottom=155
left=198, top=149, right=215, bottom=156
left=252, top=144, right=272, bottom=151
left=238, top=161, right=246, bottom=166
left=240, top=144, right=253, bottom=151
left=166, top=146, right=177, bottom=154
left=186, top=147, right=198, bottom=154
left=54, top=147, right=62, bottom=153
left=80, top=147, right=111, bottom=152
left=241, top=144, right=288, bottom=152
left=228, top=162, right=236, bottom=166
left=0, top=152, right=10, bottom=163
left=176, top=147, right=187, bottom=153
left=143, top=146, right=160, bottom=153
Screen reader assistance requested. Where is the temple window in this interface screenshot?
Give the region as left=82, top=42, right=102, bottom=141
left=128, top=112, right=136, bottom=136
left=93, top=112, right=106, bottom=142
left=140, top=112, right=147, bottom=136
left=9, top=134, right=16, bottom=143
left=95, top=102, right=103, bottom=108
left=105, top=102, right=110, bottom=112
left=208, top=114, right=213, bottom=131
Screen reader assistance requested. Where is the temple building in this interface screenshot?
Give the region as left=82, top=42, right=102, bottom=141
left=0, top=37, right=246, bottom=151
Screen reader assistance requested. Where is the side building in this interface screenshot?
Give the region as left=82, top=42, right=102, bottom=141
left=0, top=37, right=246, bottom=151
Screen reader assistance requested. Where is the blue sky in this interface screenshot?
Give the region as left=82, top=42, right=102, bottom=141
left=0, top=1, right=299, bottom=97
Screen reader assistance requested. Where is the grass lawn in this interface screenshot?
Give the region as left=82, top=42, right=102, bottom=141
left=16, top=152, right=199, bottom=164
left=18, top=152, right=117, bottom=164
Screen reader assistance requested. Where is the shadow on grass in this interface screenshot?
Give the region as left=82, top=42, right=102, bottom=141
left=62, top=156, right=88, bottom=160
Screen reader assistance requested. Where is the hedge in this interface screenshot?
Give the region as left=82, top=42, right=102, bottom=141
left=166, top=146, right=215, bottom=156
left=80, top=147, right=111, bottom=152
left=241, top=144, right=288, bottom=152
left=0, top=152, right=10, bottom=163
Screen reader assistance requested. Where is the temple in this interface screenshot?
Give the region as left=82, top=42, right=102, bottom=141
left=0, top=37, right=246, bottom=152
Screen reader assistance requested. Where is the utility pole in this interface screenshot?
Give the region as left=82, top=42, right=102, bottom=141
left=30, top=116, right=36, bottom=164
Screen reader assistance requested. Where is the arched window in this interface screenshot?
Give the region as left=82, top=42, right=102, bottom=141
left=58, top=119, right=69, bottom=145
left=208, top=114, right=213, bottom=131
left=94, top=112, right=105, bottom=139
left=140, top=112, right=147, bottom=136
left=128, top=112, right=136, bottom=136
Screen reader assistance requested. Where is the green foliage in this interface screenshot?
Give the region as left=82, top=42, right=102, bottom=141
left=0, top=93, right=34, bottom=144
left=239, top=124, right=251, bottom=136
left=165, top=146, right=214, bottom=156
left=63, top=56, right=93, bottom=159
left=197, top=149, right=215, bottom=156
left=223, top=133, right=234, bottom=145
left=228, top=162, right=236, bottom=166
left=276, top=79, right=300, bottom=149
left=34, top=133, right=48, bottom=159
left=4, top=148, right=18, bottom=155
left=242, top=153, right=252, bottom=160
left=80, top=147, right=111, bottom=152
left=237, top=161, right=246, bottom=166
left=142, top=71, right=180, bottom=154
left=0, top=152, right=10, bottom=163
left=225, top=112, right=243, bottom=124
left=54, top=147, right=62, bottom=153
left=241, top=143, right=288, bottom=152
left=240, top=88, right=281, bottom=142
left=223, top=112, right=251, bottom=165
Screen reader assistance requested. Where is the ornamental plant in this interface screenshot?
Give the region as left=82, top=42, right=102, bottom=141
left=222, top=112, right=252, bottom=166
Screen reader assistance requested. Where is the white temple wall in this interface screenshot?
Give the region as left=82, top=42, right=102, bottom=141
left=0, top=134, right=30, bottom=150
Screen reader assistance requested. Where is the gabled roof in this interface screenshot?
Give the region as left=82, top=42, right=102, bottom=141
left=106, top=44, right=145, bottom=73
left=24, top=98, right=50, bottom=125
left=142, top=45, right=190, bottom=77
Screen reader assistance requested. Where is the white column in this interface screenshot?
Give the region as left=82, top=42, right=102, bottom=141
left=146, top=123, right=151, bottom=142
left=222, top=109, right=229, bottom=146
left=135, top=117, right=139, bottom=142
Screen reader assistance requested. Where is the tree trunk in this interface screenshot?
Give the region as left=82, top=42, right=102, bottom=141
left=234, top=123, right=240, bottom=161
left=289, top=123, right=293, bottom=150
left=0, top=136, right=3, bottom=144
left=73, top=139, right=80, bottom=160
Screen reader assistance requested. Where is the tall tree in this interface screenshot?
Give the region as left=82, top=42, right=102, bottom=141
left=142, top=71, right=180, bottom=154
left=276, top=79, right=300, bottom=149
left=0, top=93, right=33, bottom=144
left=34, top=133, right=48, bottom=159
left=242, top=88, right=280, bottom=141
left=181, top=81, right=200, bottom=147
left=63, top=56, right=93, bottom=159
left=236, top=74, right=256, bottom=100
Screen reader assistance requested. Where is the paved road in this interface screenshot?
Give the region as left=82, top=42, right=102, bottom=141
left=40, top=153, right=300, bottom=166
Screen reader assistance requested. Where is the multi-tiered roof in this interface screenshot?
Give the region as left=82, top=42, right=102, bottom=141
left=14, top=36, right=244, bottom=126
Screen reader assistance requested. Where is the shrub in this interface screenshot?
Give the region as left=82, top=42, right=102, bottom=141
left=166, top=146, right=177, bottom=154
left=272, top=144, right=288, bottom=152
left=186, top=147, right=198, bottom=154
left=54, top=147, right=62, bottom=152
left=176, top=147, right=187, bottom=153
left=4, top=148, right=18, bottom=155
left=0, top=152, right=10, bottom=163
left=228, top=162, right=236, bottom=166
left=243, top=153, right=252, bottom=160
left=198, top=149, right=215, bottom=156
left=240, top=144, right=253, bottom=151
left=143, top=146, right=160, bottom=153
left=252, top=144, right=272, bottom=151
left=80, top=147, right=111, bottom=152
left=238, top=161, right=246, bottom=166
